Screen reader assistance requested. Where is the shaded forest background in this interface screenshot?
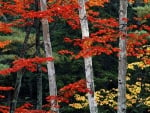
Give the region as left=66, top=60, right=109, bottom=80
left=0, top=0, right=150, bottom=113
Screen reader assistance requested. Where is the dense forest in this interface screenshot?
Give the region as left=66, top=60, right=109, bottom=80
left=0, top=0, right=150, bottom=113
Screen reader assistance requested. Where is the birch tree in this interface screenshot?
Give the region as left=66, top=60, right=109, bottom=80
left=40, top=0, right=59, bottom=113
left=78, top=0, right=98, bottom=113
left=118, top=0, right=128, bottom=113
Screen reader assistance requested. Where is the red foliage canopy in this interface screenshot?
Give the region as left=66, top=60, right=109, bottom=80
left=0, top=40, right=11, bottom=48
left=0, top=86, right=14, bottom=91
left=0, top=22, right=12, bottom=33
left=46, top=79, right=90, bottom=104
left=0, top=57, right=54, bottom=75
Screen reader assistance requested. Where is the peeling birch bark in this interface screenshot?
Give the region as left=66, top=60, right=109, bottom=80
left=118, top=0, right=128, bottom=113
left=78, top=0, right=98, bottom=113
left=40, top=0, right=59, bottom=113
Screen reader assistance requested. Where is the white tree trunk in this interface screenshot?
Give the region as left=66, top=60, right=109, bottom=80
left=78, top=0, right=98, bottom=113
left=40, top=0, right=59, bottom=113
left=118, top=0, right=128, bottom=113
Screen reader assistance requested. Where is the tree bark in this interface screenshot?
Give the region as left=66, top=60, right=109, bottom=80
left=35, top=20, right=43, bottom=109
left=78, top=0, right=98, bottom=113
left=118, top=0, right=128, bottom=113
left=10, top=27, right=31, bottom=113
left=40, top=0, right=59, bottom=113
left=10, top=71, right=23, bottom=113
left=34, top=0, right=43, bottom=109
left=36, top=69, right=43, bottom=109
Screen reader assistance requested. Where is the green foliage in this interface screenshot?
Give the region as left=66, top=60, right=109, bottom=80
left=133, top=5, right=150, bottom=18
left=0, top=64, right=10, bottom=69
